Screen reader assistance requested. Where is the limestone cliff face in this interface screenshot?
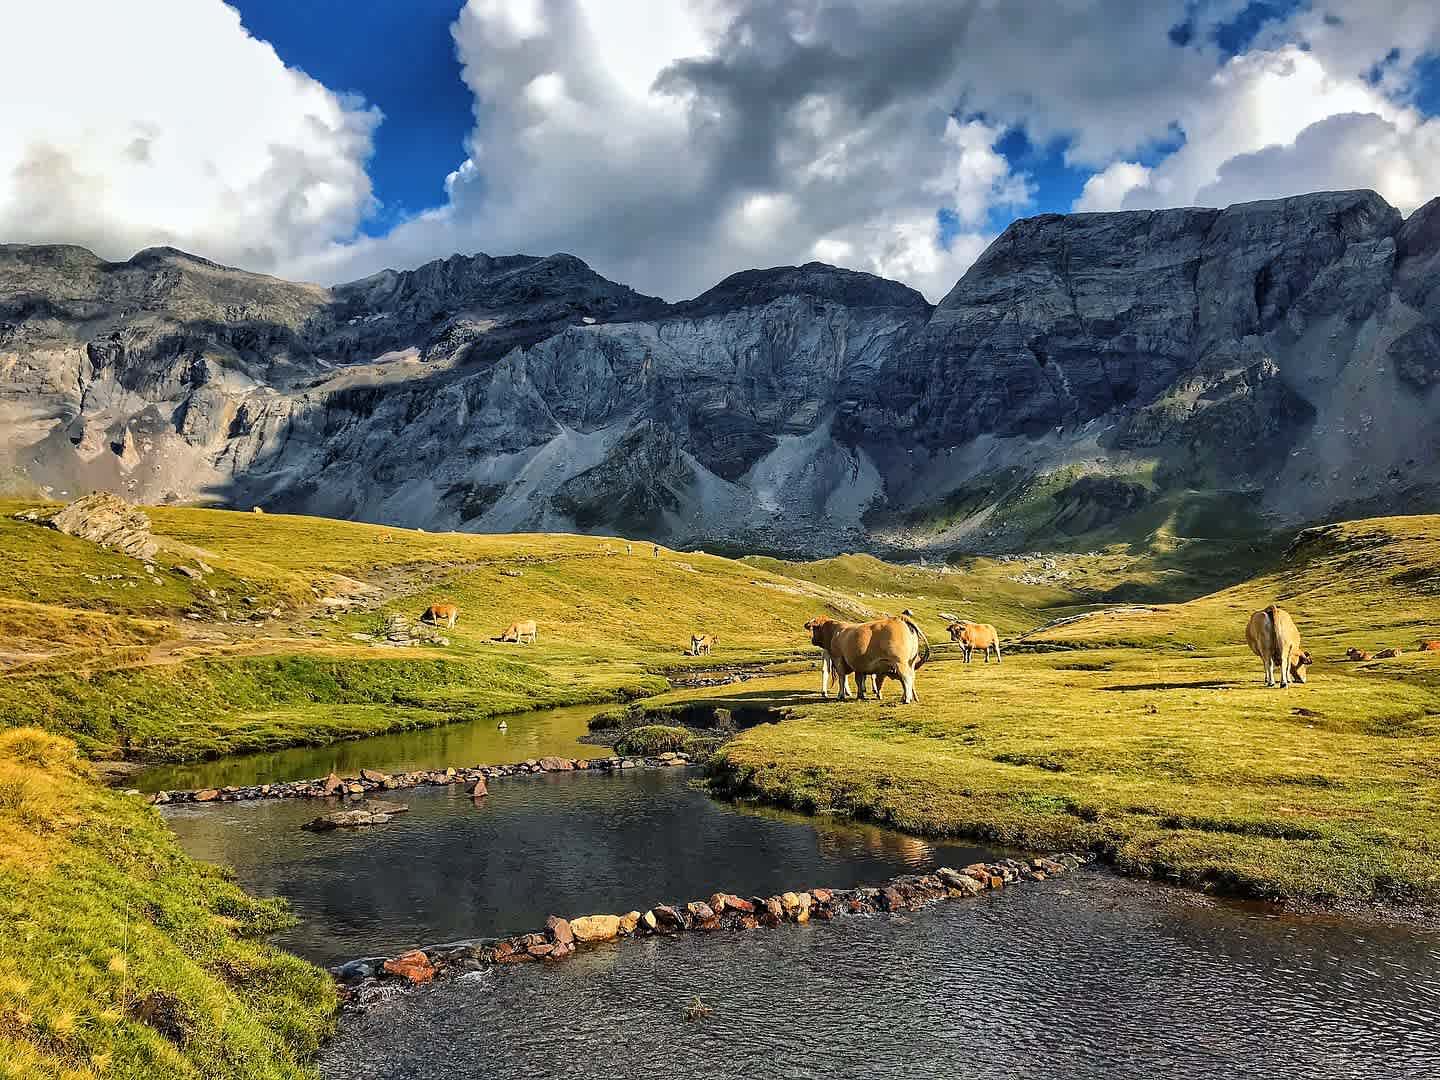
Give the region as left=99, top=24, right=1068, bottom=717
left=1, top=190, right=1437, bottom=553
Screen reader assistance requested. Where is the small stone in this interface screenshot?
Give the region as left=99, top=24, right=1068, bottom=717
left=653, top=905, right=684, bottom=929
left=470, top=777, right=489, bottom=798
left=737, top=914, right=760, bottom=931
left=382, top=950, right=435, bottom=984
left=359, top=768, right=389, bottom=784
left=321, top=773, right=343, bottom=795
left=537, top=757, right=574, bottom=772
left=193, top=789, right=219, bottom=802
left=568, top=914, right=622, bottom=943
left=547, top=941, right=575, bottom=961
left=640, top=910, right=660, bottom=933
left=527, top=943, right=554, bottom=958
left=687, top=901, right=715, bottom=923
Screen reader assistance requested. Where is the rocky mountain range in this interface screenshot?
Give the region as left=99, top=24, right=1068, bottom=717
left=2, top=188, right=1438, bottom=554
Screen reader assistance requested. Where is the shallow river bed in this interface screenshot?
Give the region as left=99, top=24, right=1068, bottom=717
left=322, top=871, right=1440, bottom=1079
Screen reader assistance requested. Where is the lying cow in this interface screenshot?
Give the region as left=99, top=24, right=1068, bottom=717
left=947, top=620, right=1001, bottom=664
left=690, top=633, right=717, bottom=656
left=495, top=619, right=538, bottom=645
left=806, top=614, right=929, bottom=704
left=1421, top=640, right=1440, bottom=652
left=1374, top=647, right=1404, bottom=659
left=421, top=602, right=459, bottom=629
left=1346, top=647, right=1371, bottom=662
left=1245, top=604, right=1312, bottom=687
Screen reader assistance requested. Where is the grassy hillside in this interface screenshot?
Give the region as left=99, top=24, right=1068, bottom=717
left=5, top=501, right=1438, bottom=1077
left=0, top=728, right=334, bottom=1079
left=713, top=516, right=1440, bottom=910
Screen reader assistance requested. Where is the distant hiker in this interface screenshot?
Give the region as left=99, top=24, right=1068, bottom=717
left=627, top=543, right=633, bottom=555
left=653, top=544, right=660, bottom=557
left=1246, top=605, right=1312, bottom=687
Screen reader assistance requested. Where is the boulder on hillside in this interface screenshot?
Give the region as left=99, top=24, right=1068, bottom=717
left=42, top=492, right=158, bottom=562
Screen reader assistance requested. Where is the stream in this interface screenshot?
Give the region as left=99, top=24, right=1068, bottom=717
left=155, top=694, right=1440, bottom=1078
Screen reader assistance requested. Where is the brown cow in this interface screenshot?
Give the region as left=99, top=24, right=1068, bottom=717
left=690, top=633, right=717, bottom=656
left=805, top=615, right=927, bottom=704
left=1246, top=605, right=1312, bottom=687
left=947, top=621, right=1001, bottom=664
left=495, top=619, right=538, bottom=645
left=421, top=602, right=459, bottom=629
left=1345, top=647, right=1372, bottom=662
left=1420, top=640, right=1440, bottom=652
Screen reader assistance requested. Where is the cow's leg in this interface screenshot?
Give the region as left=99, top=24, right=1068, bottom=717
left=1278, top=648, right=1290, bottom=688
left=1263, top=657, right=1274, bottom=686
left=820, top=655, right=831, bottom=698
left=993, top=642, right=1002, bottom=664
left=836, top=661, right=853, bottom=700
left=899, top=664, right=917, bottom=704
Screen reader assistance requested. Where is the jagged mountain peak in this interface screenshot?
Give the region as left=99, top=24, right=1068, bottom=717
left=677, top=260, right=931, bottom=317
left=1, top=189, right=1437, bottom=554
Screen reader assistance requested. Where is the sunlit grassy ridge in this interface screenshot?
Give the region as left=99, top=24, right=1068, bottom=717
left=0, top=728, right=334, bottom=1080
left=713, top=516, right=1440, bottom=908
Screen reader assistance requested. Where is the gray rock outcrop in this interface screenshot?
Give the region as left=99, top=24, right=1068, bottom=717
left=40, top=492, right=158, bottom=561
left=1, top=189, right=1437, bottom=553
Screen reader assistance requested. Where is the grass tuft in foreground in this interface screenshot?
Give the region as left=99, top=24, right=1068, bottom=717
left=0, top=728, right=335, bottom=1079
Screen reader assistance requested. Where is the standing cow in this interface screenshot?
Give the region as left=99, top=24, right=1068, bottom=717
left=806, top=614, right=928, bottom=704
left=421, top=602, right=459, bottom=629
left=690, top=633, right=717, bottom=656
left=1246, top=605, right=1311, bottom=687
left=947, top=621, right=1001, bottom=664
left=495, top=619, right=538, bottom=645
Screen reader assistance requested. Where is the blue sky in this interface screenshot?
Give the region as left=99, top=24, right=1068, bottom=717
left=6, top=1, right=1440, bottom=301
left=232, top=0, right=473, bottom=234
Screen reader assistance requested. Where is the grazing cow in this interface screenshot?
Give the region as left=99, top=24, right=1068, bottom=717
left=1374, top=647, right=1404, bottom=659
left=496, top=619, right=538, bottom=645
left=1346, top=647, right=1372, bottom=662
left=947, top=621, right=1001, bottom=664
left=690, top=633, right=717, bottom=656
left=805, top=615, right=928, bottom=704
left=422, top=602, right=459, bottom=629
left=1420, top=640, right=1440, bottom=652
left=1245, top=605, right=1312, bottom=687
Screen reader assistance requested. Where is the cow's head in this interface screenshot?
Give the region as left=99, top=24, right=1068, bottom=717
left=1291, top=649, right=1313, bottom=683
left=804, top=617, right=833, bottom=647
left=946, top=622, right=963, bottom=642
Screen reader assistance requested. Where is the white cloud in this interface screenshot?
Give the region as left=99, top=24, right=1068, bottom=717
left=1076, top=3, right=1440, bottom=215
left=0, top=0, right=379, bottom=272
left=1075, top=162, right=1152, bottom=212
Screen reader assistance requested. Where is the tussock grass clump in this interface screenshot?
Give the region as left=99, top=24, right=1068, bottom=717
left=0, top=729, right=335, bottom=1078
left=614, top=725, right=693, bottom=756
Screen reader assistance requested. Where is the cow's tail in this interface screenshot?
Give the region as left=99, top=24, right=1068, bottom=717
left=902, top=614, right=931, bottom=669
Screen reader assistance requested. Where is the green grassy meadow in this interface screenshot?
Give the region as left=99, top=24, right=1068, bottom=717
left=1, top=501, right=1437, bottom=1077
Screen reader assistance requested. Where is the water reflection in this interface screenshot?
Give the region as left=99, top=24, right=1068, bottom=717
left=162, top=768, right=995, bottom=966
left=134, top=702, right=606, bottom=792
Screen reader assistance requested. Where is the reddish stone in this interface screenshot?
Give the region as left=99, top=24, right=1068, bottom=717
left=527, top=942, right=554, bottom=958
left=721, top=894, right=755, bottom=914
left=761, top=897, right=784, bottom=925
left=654, top=905, right=684, bottom=929
left=811, top=889, right=833, bottom=904
left=546, top=941, right=575, bottom=961
left=321, top=773, right=343, bottom=795
left=686, top=901, right=715, bottom=923
left=193, top=789, right=219, bottom=802
left=737, top=914, right=760, bottom=930
left=382, top=950, right=435, bottom=984
left=879, top=887, right=905, bottom=912
left=470, top=776, right=488, bottom=798
left=989, top=876, right=1004, bottom=890
left=545, top=915, right=574, bottom=945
